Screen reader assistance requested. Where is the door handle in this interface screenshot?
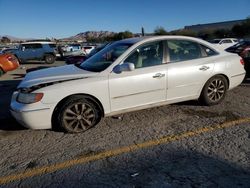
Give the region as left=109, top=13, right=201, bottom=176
left=199, top=66, right=210, bottom=71
left=153, top=73, right=165, bottom=78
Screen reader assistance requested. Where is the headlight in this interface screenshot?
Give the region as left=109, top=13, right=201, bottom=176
left=17, top=92, right=44, bottom=104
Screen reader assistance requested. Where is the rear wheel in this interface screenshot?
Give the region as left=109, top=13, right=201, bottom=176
left=44, top=54, right=55, bottom=64
left=56, top=96, right=102, bottom=133
left=199, top=75, right=228, bottom=106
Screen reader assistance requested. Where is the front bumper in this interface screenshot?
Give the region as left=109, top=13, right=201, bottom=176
left=10, top=93, right=53, bottom=129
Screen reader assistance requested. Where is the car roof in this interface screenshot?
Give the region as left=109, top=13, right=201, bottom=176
left=21, top=41, right=56, bottom=44
left=119, top=35, right=212, bottom=45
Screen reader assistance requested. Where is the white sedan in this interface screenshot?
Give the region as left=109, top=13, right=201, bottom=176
left=10, top=36, right=246, bottom=133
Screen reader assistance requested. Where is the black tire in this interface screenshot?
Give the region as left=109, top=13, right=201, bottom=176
left=0, top=68, right=4, bottom=77
left=14, top=55, right=21, bottom=63
left=55, top=96, right=102, bottom=133
left=44, top=54, right=55, bottom=64
left=199, top=75, right=228, bottom=106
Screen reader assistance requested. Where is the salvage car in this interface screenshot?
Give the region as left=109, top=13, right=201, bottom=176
left=210, top=38, right=238, bottom=49
left=10, top=36, right=245, bottom=133
left=5, top=42, right=58, bottom=64
left=225, top=40, right=250, bottom=77
left=0, top=53, right=19, bottom=76
left=65, top=43, right=111, bottom=64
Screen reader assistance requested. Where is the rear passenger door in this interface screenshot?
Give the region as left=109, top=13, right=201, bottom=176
left=166, top=40, right=216, bottom=101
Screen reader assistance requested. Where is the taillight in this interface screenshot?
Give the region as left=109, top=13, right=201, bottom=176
left=240, top=58, right=245, bottom=65
left=7, top=56, right=14, bottom=61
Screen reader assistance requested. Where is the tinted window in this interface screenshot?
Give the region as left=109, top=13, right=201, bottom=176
left=32, top=43, right=43, bottom=49
left=49, top=44, right=56, bottom=48
left=22, top=43, right=42, bottom=49
left=22, top=44, right=33, bottom=49
left=125, top=41, right=163, bottom=68
left=167, top=40, right=202, bottom=62
left=221, top=40, right=232, bottom=44
left=84, top=47, right=93, bottom=50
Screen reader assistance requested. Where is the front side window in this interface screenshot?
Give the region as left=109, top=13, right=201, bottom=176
left=124, top=41, right=163, bottom=68
left=167, top=40, right=202, bottom=62
left=22, top=44, right=33, bottom=49
left=80, top=42, right=132, bottom=72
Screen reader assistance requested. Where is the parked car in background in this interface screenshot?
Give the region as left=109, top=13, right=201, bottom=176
left=65, top=43, right=111, bottom=64
left=225, top=40, right=250, bottom=57
left=59, top=44, right=84, bottom=57
left=10, top=36, right=245, bottom=133
left=0, top=46, right=18, bottom=54
left=0, top=53, right=19, bottom=76
left=225, top=40, right=250, bottom=76
left=82, top=45, right=95, bottom=55
left=210, top=38, right=238, bottom=49
left=4, top=42, right=58, bottom=64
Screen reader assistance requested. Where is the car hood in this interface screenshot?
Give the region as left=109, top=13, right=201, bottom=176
left=18, top=64, right=98, bottom=88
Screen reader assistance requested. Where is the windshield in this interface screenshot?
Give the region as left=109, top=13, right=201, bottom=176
left=80, top=42, right=133, bottom=72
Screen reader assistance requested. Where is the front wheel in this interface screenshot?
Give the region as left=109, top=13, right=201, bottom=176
left=44, top=54, right=55, bottom=64
left=56, top=96, right=102, bottom=133
left=199, top=75, right=228, bottom=106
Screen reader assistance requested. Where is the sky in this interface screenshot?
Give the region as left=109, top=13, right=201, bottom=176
left=0, top=0, right=249, bottom=39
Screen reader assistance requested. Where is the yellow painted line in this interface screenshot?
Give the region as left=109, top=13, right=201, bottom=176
left=0, top=117, right=250, bottom=185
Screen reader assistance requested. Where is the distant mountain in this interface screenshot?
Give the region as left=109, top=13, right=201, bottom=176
left=0, top=35, right=33, bottom=42
left=63, top=31, right=116, bottom=41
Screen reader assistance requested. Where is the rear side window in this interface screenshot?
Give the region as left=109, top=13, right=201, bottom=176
left=84, top=47, right=93, bottom=50
left=221, top=40, right=232, bottom=44
left=167, top=40, right=202, bottom=62
left=32, top=43, right=43, bottom=49
left=200, top=45, right=218, bottom=56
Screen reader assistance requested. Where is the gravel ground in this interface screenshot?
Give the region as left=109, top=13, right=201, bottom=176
left=0, top=61, right=250, bottom=187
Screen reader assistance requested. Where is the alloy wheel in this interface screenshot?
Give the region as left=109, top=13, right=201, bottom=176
left=207, top=78, right=225, bottom=102
left=63, top=102, right=95, bottom=132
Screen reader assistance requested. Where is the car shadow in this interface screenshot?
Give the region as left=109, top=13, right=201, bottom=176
left=26, top=66, right=55, bottom=73
left=0, top=117, right=25, bottom=131
left=0, top=80, right=21, bottom=121
left=8, top=149, right=249, bottom=187
left=11, top=73, right=26, bottom=79
left=20, top=61, right=47, bottom=65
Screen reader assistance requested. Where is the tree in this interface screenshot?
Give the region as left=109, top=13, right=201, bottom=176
left=112, top=30, right=133, bottom=40
left=154, top=26, right=168, bottom=35
left=171, top=29, right=197, bottom=37
left=213, top=29, right=232, bottom=38
left=232, top=18, right=250, bottom=38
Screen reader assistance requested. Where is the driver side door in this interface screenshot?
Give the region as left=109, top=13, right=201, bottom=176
left=109, top=41, right=167, bottom=112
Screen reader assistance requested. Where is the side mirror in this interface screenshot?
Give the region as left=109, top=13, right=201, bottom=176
left=21, top=46, right=25, bottom=51
left=113, top=62, right=135, bottom=74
